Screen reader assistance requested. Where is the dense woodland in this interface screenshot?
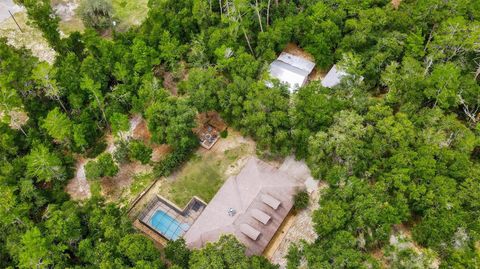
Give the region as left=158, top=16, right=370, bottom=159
left=1, top=0, right=480, bottom=268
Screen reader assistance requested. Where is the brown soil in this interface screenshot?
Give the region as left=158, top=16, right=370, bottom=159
left=133, top=219, right=168, bottom=247
left=152, top=144, right=171, bottom=162
left=283, top=43, right=315, bottom=62
left=131, top=117, right=171, bottom=161
left=133, top=119, right=152, bottom=143
left=392, top=0, right=402, bottom=9
left=163, top=72, right=178, bottom=96
left=100, top=161, right=152, bottom=202
left=309, top=68, right=328, bottom=82
left=162, top=62, right=188, bottom=96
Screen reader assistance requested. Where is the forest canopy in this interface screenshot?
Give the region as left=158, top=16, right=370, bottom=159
left=1, top=0, right=480, bottom=268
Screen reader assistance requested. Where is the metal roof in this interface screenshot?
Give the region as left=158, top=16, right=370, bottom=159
left=277, top=52, right=316, bottom=73
left=268, top=53, right=316, bottom=92
left=321, top=65, right=348, bottom=88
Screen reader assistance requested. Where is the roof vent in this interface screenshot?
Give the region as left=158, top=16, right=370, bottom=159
left=227, top=207, right=236, bottom=217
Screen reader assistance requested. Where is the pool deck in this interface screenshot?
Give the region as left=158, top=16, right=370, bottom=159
left=138, top=195, right=206, bottom=244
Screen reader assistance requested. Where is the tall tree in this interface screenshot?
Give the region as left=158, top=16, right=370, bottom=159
left=25, top=144, right=65, bottom=183
left=42, top=107, right=73, bottom=145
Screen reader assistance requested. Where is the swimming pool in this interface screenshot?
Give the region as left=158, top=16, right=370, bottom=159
left=149, top=210, right=189, bottom=240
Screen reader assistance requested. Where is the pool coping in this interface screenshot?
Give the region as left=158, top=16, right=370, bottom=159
left=137, top=194, right=207, bottom=244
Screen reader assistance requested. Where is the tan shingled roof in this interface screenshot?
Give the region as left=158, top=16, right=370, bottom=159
left=183, top=157, right=304, bottom=255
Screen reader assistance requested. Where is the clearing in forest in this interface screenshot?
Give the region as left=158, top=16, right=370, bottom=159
left=158, top=130, right=256, bottom=208
left=66, top=115, right=170, bottom=205
left=0, top=7, right=56, bottom=63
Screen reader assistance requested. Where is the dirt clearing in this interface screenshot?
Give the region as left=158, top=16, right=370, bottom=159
left=392, top=0, right=402, bottom=9
left=0, top=11, right=56, bottom=63
left=65, top=157, right=92, bottom=200
left=52, top=0, right=84, bottom=35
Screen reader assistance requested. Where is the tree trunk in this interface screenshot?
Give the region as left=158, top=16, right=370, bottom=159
left=237, top=12, right=255, bottom=56
left=475, top=63, right=480, bottom=80
left=266, top=0, right=271, bottom=27
left=254, top=0, right=264, bottom=32
left=219, top=0, right=223, bottom=17
left=55, top=95, right=68, bottom=113
left=242, top=27, right=255, bottom=56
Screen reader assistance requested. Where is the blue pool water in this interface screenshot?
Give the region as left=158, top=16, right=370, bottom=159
left=150, top=210, right=189, bottom=240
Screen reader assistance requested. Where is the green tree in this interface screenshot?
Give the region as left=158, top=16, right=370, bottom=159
left=146, top=97, right=197, bottom=150
left=32, top=62, right=66, bottom=111
left=128, top=140, right=152, bottom=165
left=109, top=112, right=129, bottom=136
left=25, top=144, right=65, bottom=182
left=85, top=153, right=118, bottom=180
left=18, top=228, right=53, bottom=269
left=42, top=107, right=73, bottom=145
left=165, top=238, right=191, bottom=269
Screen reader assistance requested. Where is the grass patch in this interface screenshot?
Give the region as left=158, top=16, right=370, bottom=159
left=112, top=0, right=149, bottom=31
left=130, top=172, right=155, bottom=197
left=162, top=144, right=251, bottom=208
left=59, top=17, right=84, bottom=35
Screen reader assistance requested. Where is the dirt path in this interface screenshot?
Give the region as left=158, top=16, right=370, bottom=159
left=65, top=158, right=92, bottom=200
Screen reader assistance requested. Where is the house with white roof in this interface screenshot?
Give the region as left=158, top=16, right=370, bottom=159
left=268, top=52, right=316, bottom=93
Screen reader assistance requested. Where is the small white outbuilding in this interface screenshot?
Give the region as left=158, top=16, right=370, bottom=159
left=321, top=65, right=348, bottom=88
left=268, top=52, right=316, bottom=92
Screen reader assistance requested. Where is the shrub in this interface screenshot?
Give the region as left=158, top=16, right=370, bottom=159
left=128, top=140, right=152, bottom=164
left=293, top=190, right=309, bottom=210
left=78, top=0, right=114, bottom=31
left=85, top=153, right=119, bottom=180
left=113, top=140, right=130, bottom=164
left=286, top=244, right=302, bottom=269
left=86, top=140, right=107, bottom=158
left=220, top=129, right=228, bottom=138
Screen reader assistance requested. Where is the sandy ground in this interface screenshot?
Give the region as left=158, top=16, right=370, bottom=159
left=52, top=0, right=84, bottom=35
left=0, top=0, right=24, bottom=21
left=267, top=157, right=326, bottom=268
left=392, top=0, right=402, bottom=9
left=0, top=10, right=56, bottom=63
left=65, top=157, right=92, bottom=200
left=101, top=161, right=152, bottom=203
left=382, top=224, right=440, bottom=268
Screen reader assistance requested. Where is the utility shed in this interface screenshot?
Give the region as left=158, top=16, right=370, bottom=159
left=183, top=157, right=304, bottom=256
left=321, top=65, right=348, bottom=88
left=268, top=52, right=316, bottom=92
